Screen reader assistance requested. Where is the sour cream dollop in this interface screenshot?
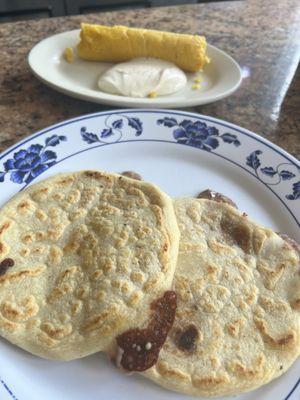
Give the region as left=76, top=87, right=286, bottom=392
left=98, top=57, right=187, bottom=98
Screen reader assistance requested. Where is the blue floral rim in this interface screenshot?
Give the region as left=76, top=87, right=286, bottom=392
left=1, top=110, right=298, bottom=225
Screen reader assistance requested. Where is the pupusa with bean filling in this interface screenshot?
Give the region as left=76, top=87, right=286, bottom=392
left=143, top=197, right=300, bottom=397
left=0, top=170, right=179, bottom=361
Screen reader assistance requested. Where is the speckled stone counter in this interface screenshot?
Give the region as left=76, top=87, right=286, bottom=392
left=0, top=0, right=299, bottom=159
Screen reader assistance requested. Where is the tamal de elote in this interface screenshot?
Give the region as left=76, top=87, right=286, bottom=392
left=77, top=24, right=209, bottom=72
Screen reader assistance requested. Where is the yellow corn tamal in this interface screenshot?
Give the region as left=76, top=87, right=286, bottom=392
left=77, top=24, right=209, bottom=72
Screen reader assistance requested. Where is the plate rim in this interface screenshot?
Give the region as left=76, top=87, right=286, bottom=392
left=1, top=109, right=299, bottom=228
left=0, top=109, right=299, bottom=399
left=27, top=29, right=242, bottom=108
left=1, top=109, right=299, bottom=166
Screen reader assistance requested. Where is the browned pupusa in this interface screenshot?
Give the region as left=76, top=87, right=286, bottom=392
left=143, top=198, right=300, bottom=397
left=0, top=171, right=179, bottom=360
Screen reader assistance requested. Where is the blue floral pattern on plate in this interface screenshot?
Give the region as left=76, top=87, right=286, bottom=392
left=157, top=117, right=241, bottom=150
left=246, top=150, right=300, bottom=200
left=78, top=113, right=299, bottom=203
left=80, top=115, right=241, bottom=152
left=81, top=115, right=143, bottom=144
left=0, top=135, right=66, bottom=185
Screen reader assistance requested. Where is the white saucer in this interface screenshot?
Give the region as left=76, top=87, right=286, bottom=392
left=28, top=30, right=242, bottom=108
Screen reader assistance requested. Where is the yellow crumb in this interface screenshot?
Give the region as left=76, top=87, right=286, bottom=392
left=148, top=91, right=157, bottom=98
left=192, top=83, right=201, bottom=90
left=193, top=76, right=203, bottom=83
left=63, top=47, right=74, bottom=63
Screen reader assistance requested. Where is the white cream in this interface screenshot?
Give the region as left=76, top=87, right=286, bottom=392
left=98, top=57, right=187, bottom=98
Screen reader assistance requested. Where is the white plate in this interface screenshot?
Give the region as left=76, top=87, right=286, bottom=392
left=28, top=30, right=242, bottom=108
left=0, top=110, right=299, bottom=400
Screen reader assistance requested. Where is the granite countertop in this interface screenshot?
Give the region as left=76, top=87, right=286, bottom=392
left=0, top=0, right=299, bottom=159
